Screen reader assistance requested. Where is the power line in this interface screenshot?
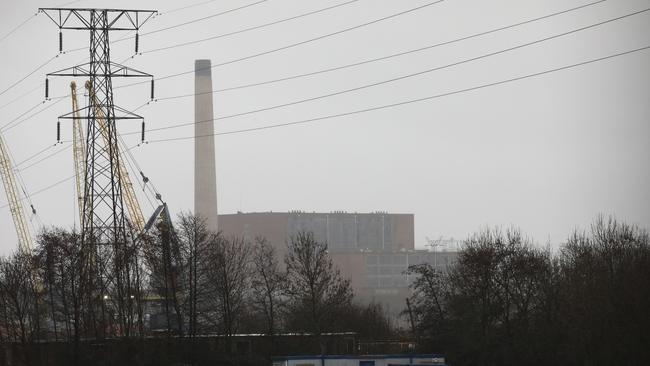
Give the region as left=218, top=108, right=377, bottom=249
left=129, top=7, right=650, bottom=136
left=4, top=45, right=647, bottom=209
left=0, top=1, right=630, bottom=161
left=117, top=135, right=162, bottom=212
left=0, top=101, right=46, bottom=131
left=0, top=54, right=59, bottom=98
left=65, top=0, right=272, bottom=53
left=18, top=144, right=71, bottom=172
left=141, top=0, right=362, bottom=54
left=1, top=97, right=65, bottom=133
left=0, top=56, right=89, bottom=114
left=0, top=12, right=38, bottom=44
left=161, top=0, right=221, bottom=15
left=144, top=45, right=650, bottom=143
left=0, top=175, right=75, bottom=210
left=14, top=143, right=59, bottom=167
left=0, top=83, right=43, bottom=112
left=116, top=136, right=157, bottom=212
left=151, top=0, right=607, bottom=102
left=141, top=0, right=269, bottom=37
left=115, top=0, right=445, bottom=90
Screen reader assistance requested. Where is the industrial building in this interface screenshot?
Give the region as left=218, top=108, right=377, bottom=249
left=218, top=211, right=459, bottom=317
left=219, top=211, right=414, bottom=253
left=190, top=58, right=458, bottom=319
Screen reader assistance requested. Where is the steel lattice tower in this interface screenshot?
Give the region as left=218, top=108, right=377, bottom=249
left=41, top=7, right=156, bottom=337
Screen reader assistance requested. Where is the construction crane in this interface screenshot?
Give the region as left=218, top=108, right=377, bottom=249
left=69, top=81, right=147, bottom=233
left=86, top=81, right=146, bottom=233
left=0, top=132, right=34, bottom=252
left=70, top=82, right=86, bottom=222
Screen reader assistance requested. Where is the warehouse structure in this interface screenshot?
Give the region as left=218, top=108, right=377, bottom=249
left=218, top=211, right=459, bottom=317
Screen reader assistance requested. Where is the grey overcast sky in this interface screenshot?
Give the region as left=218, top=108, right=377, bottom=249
left=0, top=0, right=648, bottom=254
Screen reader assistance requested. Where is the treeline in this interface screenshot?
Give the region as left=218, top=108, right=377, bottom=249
left=407, top=216, right=650, bottom=366
left=0, top=214, right=393, bottom=351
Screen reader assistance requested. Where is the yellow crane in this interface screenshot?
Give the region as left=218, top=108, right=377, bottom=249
left=86, top=81, right=146, bottom=233
left=69, top=81, right=146, bottom=233
left=70, top=82, right=86, bottom=222
left=0, top=132, right=34, bottom=252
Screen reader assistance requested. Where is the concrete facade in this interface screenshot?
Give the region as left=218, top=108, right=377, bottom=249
left=218, top=212, right=458, bottom=318
left=194, top=59, right=218, bottom=232
left=219, top=211, right=415, bottom=254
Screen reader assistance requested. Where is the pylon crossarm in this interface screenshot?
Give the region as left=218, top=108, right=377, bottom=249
left=38, top=8, right=156, bottom=30
left=58, top=106, right=143, bottom=121
left=47, top=62, right=152, bottom=78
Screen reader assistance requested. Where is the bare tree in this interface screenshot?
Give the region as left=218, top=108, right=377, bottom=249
left=206, top=235, right=251, bottom=348
left=35, top=229, right=79, bottom=341
left=35, top=229, right=84, bottom=342
left=143, top=216, right=184, bottom=335
left=284, top=231, right=352, bottom=353
left=404, top=263, right=450, bottom=346
left=559, top=216, right=650, bottom=366
left=251, top=237, right=285, bottom=342
left=0, top=252, right=40, bottom=344
left=176, top=213, right=213, bottom=337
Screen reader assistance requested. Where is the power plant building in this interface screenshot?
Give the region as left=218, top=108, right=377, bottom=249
left=192, top=59, right=457, bottom=319
left=219, top=211, right=458, bottom=318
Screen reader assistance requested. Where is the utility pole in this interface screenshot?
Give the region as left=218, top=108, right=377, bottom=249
left=40, top=7, right=156, bottom=338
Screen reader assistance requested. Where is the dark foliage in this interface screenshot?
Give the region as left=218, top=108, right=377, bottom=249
left=0, top=216, right=395, bottom=365
left=407, top=216, right=650, bottom=366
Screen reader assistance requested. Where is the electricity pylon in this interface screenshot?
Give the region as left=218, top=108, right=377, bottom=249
left=40, top=7, right=156, bottom=338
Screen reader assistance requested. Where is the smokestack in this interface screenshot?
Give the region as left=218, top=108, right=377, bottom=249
left=194, top=59, right=218, bottom=231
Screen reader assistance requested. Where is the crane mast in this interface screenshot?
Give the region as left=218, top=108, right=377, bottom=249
left=0, top=132, right=33, bottom=252
left=70, top=82, right=86, bottom=223
left=84, top=81, right=146, bottom=233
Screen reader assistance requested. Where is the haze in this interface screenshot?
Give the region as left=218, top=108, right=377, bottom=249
left=0, top=0, right=648, bottom=254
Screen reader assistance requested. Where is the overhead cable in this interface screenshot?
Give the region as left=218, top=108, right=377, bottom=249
left=161, top=0, right=221, bottom=15
left=0, top=175, right=75, bottom=210
left=144, top=45, right=650, bottom=143
left=0, top=54, right=59, bottom=98
left=141, top=0, right=269, bottom=37
left=0, top=12, right=38, bottom=44
left=141, top=0, right=362, bottom=53
left=4, top=45, right=648, bottom=207
left=1, top=98, right=65, bottom=132
left=130, top=7, right=650, bottom=135
left=18, top=144, right=71, bottom=172
left=151, top=0, right=607, bottom=102
left=0, top=83, right=44, bottom=112
left=15, top=143, right=59, bottom=168
left=65, top=0, right=274, bottom=53
left=0, top=101, right=46, bottom=131
left=117, top=0, right=444, bottom=90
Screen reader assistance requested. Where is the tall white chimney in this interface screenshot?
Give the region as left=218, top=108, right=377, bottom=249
left=194, top=59, right=218, bottom=231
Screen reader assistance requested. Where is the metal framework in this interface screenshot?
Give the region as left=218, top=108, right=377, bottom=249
left=39, top=8, right=156, bottom=31
left=0, top=133, right=33, bottom=252
left=86, top=81, right=147, bottom=233
left=70, top=82, right=86, bottom=222
left=69, top=81, right=147, bottom=235
left=42, top=7, right=155, bottom=338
